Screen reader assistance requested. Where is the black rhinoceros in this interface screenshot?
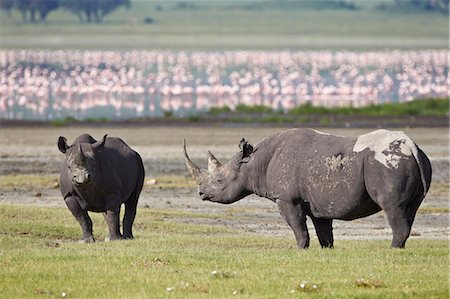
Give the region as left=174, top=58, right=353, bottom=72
left=184, top=128, right=432, bottom=249
left=58, top=134, right=145, bottom=242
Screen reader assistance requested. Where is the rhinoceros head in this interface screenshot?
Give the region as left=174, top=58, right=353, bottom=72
left=58, top=135, right=106, bottom=187
left=183, top=138, right=253, bottom=204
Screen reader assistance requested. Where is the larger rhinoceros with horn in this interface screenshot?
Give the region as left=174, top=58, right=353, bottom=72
left=58, top=134, right=145, bottom=243
left=184, top=128, right=432, bottom=249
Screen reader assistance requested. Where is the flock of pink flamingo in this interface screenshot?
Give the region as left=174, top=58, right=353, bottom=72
left=0, top=50, right=447, bottom=119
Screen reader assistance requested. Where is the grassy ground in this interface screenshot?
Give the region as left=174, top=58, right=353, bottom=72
left=0, top=1, right=447, bottom=50
left=0, top=204, right=448, bottom=298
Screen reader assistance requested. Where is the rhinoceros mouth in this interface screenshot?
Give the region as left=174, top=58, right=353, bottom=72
left=200, top=194, right=212, bottom=201
left=72, top=177, right=92, bottom=188
left=74, top=182, right=90, bottom=189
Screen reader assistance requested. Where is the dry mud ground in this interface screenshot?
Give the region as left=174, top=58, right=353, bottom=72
left=0, top=126, right=448, bottom=242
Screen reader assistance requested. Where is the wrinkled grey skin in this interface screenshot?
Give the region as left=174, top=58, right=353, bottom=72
left=58, top=134, right=145, bottom=243
left=184, top=128, right=432, bottom=249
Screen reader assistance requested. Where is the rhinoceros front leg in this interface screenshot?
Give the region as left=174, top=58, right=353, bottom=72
left=310, top=217, right=334, bottom=248
left=104, top=210, right=123, bottom=241
left=277, top=199, right=310, bottom=249
left=64, top=196, right=94, bottom=243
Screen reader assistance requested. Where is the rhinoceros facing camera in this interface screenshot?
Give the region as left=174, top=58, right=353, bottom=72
left=58, top=134, right=144, bottom=243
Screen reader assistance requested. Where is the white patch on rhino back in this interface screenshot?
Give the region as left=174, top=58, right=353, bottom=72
left=312, top=129, right=331, bottom=136
left=353, top=129, right=418, bottom=169
left=311, top=129, right=346, bottom=137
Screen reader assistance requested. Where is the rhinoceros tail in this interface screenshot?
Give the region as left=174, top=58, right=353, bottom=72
left=411, top=143, right=431, bottom=198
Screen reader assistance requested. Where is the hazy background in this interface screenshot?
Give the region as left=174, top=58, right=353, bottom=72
left=0, top=0, right=448, bottom=120
left=0, top=0, right=448, bottom=50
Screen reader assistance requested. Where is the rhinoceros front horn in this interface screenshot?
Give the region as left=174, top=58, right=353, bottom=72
left=75, top=142, right=86, bottom=163
left=183, top=140, right=202, bottom=182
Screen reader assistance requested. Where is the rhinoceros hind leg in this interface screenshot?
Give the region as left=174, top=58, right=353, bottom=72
left=64, top=196, right=94, bottom=243
left=104, top=210, right=123, bottom=241
left=123, top=199, right=138, bottom=239
left=123, top=172, right=144, bottom=239
left=277, top=199, right=310, bottom=249
left=311, top=217, right=334, bottom=248
left=385, top=208, right=411, bottom=248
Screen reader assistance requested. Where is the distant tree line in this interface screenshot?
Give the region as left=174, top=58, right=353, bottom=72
left=0, top=0, right=447, bottom=23
left=0, top=0, right=130, bottom=23
left=394, top=0, right=449, bottom=12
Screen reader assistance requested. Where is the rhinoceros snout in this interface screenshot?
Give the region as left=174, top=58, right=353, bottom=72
left=198, top=189, right=211, bottom=201
left=72, top=172, right=91, bottom=185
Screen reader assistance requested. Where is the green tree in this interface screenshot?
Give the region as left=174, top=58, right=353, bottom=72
left=394, top=0, right=449, bottom=12
left=61, top=0, right=130, bottom=23
left=37, top=0, right=58, bottom=21
left=15, top=0, right=32, bottom=22
left=0, top=0, right=14, bottom=16
left=10, top=0, right=59, bottom=23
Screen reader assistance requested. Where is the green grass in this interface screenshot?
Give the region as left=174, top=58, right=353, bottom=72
left=0, top=1, right=447, bottom=50
left=208, top=98, right=449, bottom=119
left=41, top=99, right=448, bottom=125
left=0, top=204, right=448, bottom=298
left=287, top=98, right=450, bottom=117
left=50, top=116, right=78, bottom=127
left=235, top=104, right=274, bottom=114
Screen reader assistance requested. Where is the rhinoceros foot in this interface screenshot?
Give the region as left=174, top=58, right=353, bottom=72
left=105, top=234, right=123, bottom=242
left=78, top=236, right=95, bottom=243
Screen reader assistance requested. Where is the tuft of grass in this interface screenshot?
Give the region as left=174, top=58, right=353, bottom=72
left=187, top=115, right=202, bottom=122
left=208, top=106, right=232, bottom=115
left=235, top=104, right=275, bottom=114
left=0, top=204, right=448, bottom=298
left=85, top=117, right=111, bottom=123
left=163, top=110, right=174, bottom=118
left=50, top=116, right=77, bottom=127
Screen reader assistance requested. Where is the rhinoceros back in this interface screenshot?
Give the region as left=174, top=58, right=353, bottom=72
left=97, top=136, right=144, bottom=197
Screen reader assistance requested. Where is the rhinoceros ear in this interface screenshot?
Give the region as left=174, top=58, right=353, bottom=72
left=58, top=136, right=69, bottom=154
left=92, top=134, right=107, bottom=152
left=238, top=138, right=254, bottom=163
